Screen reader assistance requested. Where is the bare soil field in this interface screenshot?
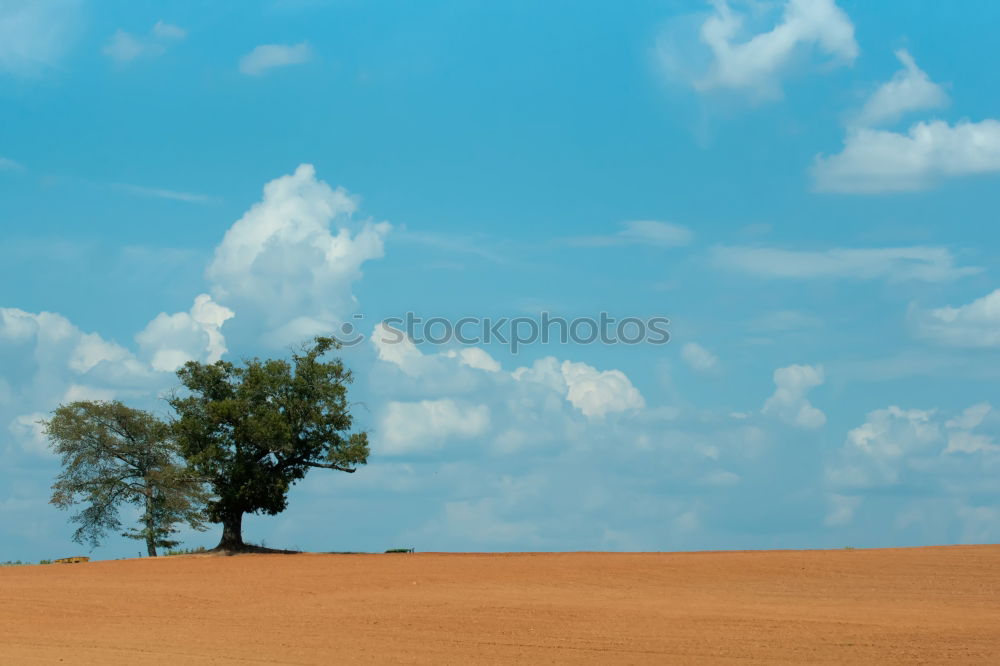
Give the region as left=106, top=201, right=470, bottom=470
left=2, top=545, right=999, bottom=664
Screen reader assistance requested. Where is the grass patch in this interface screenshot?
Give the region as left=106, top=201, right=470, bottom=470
left=164, top=546, right=208, bottom=556
left=1, top=560, right=53, bottom=566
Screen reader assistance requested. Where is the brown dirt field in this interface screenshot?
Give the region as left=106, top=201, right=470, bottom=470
left=2, top=545, right=999, bottom=664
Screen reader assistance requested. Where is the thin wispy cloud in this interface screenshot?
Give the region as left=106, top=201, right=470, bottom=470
left=711, top=245, right=981, bottom=282
left=659, top=0, right=858, bottom=100
left=569, top=221, right=694, bottom=248
left=0, top=0, right=82, bottom=76
left=0, top=157, right=25, bottom=171
left=394, top=230, right=506, bottom=265
left=102, top=21, right=186, bottom=63
left=112, top=183, right=215, bottom=204
left=239, top=42, right=312, bottom=76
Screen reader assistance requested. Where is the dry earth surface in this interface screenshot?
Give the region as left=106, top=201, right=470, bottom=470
left=2, top=545, right=999, bottom=664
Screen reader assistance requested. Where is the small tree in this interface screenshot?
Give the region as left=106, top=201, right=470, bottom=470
left=169, top=336, right=369, bottom=550
left=46, top=401, right=208, bottom=557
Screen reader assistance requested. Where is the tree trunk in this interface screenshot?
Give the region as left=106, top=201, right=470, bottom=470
left=217, top=509, right=245, bottom=550
left=144, top=487, right=157, bottom=557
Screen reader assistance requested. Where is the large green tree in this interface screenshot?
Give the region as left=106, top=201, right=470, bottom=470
left=169, top=337, right=369, bottom=550
left=46, top=401, right=208, bottom=556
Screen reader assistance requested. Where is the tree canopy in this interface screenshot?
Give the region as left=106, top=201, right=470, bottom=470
left=45, top=401, right=208, bottom=556
left=169, top=336, right=369, bottom=550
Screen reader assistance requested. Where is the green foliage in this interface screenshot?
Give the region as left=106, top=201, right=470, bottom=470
left=45, top=401, right=209, bottom=556
left=38, top=559, right=52, bottom=565
left=169, top=336, right=369, bottom=547
left=385, top=548, right=415, bottom=553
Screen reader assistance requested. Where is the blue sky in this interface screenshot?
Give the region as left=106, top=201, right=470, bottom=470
left=2, top=0, right=1000, bottom=559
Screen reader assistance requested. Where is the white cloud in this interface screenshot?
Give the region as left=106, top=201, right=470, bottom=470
left=712, top=245, right=980, bottom=282
left=514, top=357, right=645, bottom=419
left=0, top=0, right=81, bottom=76
left=103, top=31, right=145, bottom=62
left=207, top=164, right=390, bottom=345
left=151, top=21, right=186, bottom=41
left=62, top=384, right=116, bottom=403
left=824, top=400, right=1000, bottom=531
left=135, top=294, right=235, bottom=372
left=945, top=403, right=992, bottom=431
left=664, top=0, right=857, bottom=99
left=8, top=412, right=51, bottom=457
left=561, top=360, right=646, bottom=418
left=852, top=50, right=948, bottom=128
left=944, top=431, right=997, bottom=455
left=814, top=51, right=1000, bottom=193
left=762, top=364, right=825, bottom=429
left=0, top=307, right=165, bottom=462
left=443, top=348, right=502, bottom=373
left=371, top=325, right=643, bottom=421
left=378, top=399, right=491, bottom=456
left=569, top=221, right=694, bottom=248
left=69, top=333, right=131, bottom=373
left=102, top=22, right=186, bottom=63
left=371, top=324, right=425, bottom=377
left=239, top=42, right=312, bottom=76
left=911, top=289, right=1000, bottom=348
left=944, top=403, right=996, bottom=454
left=681, top=342, right=719, bottom=374
left=827, top=406, right=940, bottom=488
left=814, top=120, right=1000, bottom=193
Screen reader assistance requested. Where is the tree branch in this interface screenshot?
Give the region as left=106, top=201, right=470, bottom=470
left=303, top=461, right=356, bottom=473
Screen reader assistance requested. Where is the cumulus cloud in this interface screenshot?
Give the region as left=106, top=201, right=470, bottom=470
left=660, top=0, right=857, bottom=100
left=136, top=294, right=235, bottom=372
left=852, top=50, right=948, bottom=128
left=814, top=120, right=1000, bottom=193
left=569, top=221, right=694, bottom=248
left=711, top=245, right=980, bottom=282
left=514, top=357, right=645, bottom=419
left=0, top=294, right=238, bottom=458
left=0, top=307, right=156, bottom=458
left=102, top=21, right=186, bottom=62
left=442, top=348, right=502, bottom=373
left=0, top=0, right=82, bottom=76
left=207, top=164, right=390, bottom=345
left=826, top=401, right=997, bottom=508
left=681, top=342, right=719, bottom=374
left=944, top=403, right=996, bottom=454
left=239, top=42, right=312, bottom=76
left=8, top=412, right=51, bottom=457
left=814, top=51, right=1000, bottom=193
left=378, top=399, right=491, bottom=456
left=371, top=325, right=643, bottom=421
left=824, top=402, right=999, bottom=529
left=762, top=364, right=825, bottom=429
left=911, top=289, right=1000, bottom=348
